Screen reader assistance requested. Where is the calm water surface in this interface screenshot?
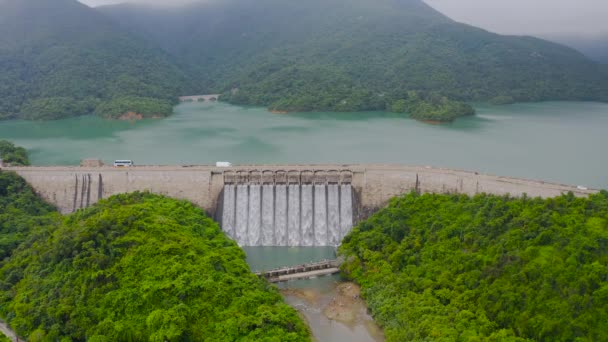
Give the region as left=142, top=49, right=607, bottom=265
left=0, top=101, right=606, bottom=188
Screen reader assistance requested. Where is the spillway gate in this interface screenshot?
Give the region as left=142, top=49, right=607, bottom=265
left=218, top=170, right=355, bottom=247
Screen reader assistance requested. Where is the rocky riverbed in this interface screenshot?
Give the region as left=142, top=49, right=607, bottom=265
left=281, top=281, right=384, bottom=342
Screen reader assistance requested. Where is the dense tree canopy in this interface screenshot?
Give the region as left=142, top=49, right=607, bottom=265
left=0, top=171, right=57, bottom=261
left=103, top=0, right=608, bottom=115
left=2, top=0, right=607, bottom=120
left=0, top=0, right=186, bottom=120
left=389, top=91, right=475, bottom=122
left=340, top=192, right=608, bottom=341
left=0, top=191, right=310, bottom=341
left=0, top=141, right=29, bottom=166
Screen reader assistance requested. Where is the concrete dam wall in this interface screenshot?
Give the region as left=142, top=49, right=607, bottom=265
left=219, top=169, right=354, bottom=246
left=2, top=164, right=597, bottom=246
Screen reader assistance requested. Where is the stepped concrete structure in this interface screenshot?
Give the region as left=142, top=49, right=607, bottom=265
left=2, top=164, right=597, bottom=246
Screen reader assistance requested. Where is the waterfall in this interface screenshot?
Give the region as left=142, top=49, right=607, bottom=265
left=288, top=184, right=301, bottom=246
left=221, top=183, right=354, bottom=246
left=301, top=184, right=314, bottom=246
left=327, top=184, right=340, bottom=245
left=340, top=184, right=353, bottom=241
left=235, top=185, right=249, bottom=245
left=248, top=185, right=261, bottom=246
left=261, top=185, right=275, bottom=246
left=314, top=185, right=327, bottom=246
left=221, top=184, right=236, bottom=238
left=275, top=185, right=288, bottom=245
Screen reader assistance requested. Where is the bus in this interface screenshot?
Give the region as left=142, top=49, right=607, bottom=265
left=114, top=160, right=134, bottom=167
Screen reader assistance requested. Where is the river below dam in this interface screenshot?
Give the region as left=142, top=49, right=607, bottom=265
left=244, top=247, right=384, bottom=342
left=1, top=101, right=607, bottom=340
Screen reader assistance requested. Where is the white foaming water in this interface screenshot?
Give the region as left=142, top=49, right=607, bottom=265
left=235, top=185, right=249, bottom=245
left=275, top=185, right=288, bottom=245
left=301, top=184, right=314, bottom=246
left=248, top=185, right=262, bottom=246
left=340, top=185, right=353, bottom=241
left=221, top=184, right=236, bottom=239
left=261, top=185, right=275, bottom=246
left=327, top=184, right=341, bottom=246
left=314, top=185, right=328, bottom=246
left=288, top=184, right=301, bottom=247
left=222, top=183, right=354, bottom=246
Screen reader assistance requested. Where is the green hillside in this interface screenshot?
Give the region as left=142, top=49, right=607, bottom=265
left=0, top=191, right=310, bottom=341
left=0, top=0, right=187, bottom=120
left=101, top=0, right=608, bottom=120
left=0, top=140, right=29, bottom=166
left=1, top=0, right=607, bottom=121
left=0, top=171, right=57, bottom=260
left=339, top=192, right=608, bottom=341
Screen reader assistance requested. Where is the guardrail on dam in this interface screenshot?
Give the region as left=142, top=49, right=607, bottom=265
left=2, top=165, right=597, bottom=246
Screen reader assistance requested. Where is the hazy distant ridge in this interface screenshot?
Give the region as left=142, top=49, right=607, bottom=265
left=99, top=0, right=608, bottom=112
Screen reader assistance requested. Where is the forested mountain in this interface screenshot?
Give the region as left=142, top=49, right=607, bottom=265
left=1, top=0, right=607, bottom=121
left=340, top=192, right=608, bottom=341
left=0, top=190, right=310, bottom=341
left=100, top=0, right=608, bottom=116
left=544, top=35, right=608, bottom=63
left=0, top=0, right=186, bottom=120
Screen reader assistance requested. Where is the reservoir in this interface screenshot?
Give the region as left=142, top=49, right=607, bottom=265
left=0, top=101, right=606, bottom=189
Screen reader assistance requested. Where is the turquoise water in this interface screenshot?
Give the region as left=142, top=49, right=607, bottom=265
left=1, top=101, right=606, bottom=188
left=243, top=246, right=336, bottom=273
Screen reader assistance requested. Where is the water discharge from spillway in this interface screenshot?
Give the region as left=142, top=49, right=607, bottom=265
left=221, top=184, right=353, bottom=246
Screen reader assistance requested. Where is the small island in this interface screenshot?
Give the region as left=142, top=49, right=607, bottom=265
left=389, top=91, right=476, bottom=123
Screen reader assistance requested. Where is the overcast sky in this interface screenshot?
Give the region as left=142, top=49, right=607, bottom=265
left=79, top=0, right=608, bottom=37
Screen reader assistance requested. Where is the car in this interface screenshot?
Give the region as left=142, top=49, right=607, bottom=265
left=114, top=160, right=134, bottom=167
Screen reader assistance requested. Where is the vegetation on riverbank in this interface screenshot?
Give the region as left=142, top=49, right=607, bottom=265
left=0, top=141, right=29, bottom=166
left=340, top=192, right=608, bottom=341
left=0, top=184, right=310, bottom=340
left=94, top=96, right=175, bottom=119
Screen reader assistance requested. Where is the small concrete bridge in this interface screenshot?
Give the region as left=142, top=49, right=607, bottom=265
left=179, top=94, right=221, bottom=102
left=256, top=259, right=343, bottom=283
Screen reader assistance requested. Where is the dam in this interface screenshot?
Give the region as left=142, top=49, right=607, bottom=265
left=1, top=164, right=597, bottom=246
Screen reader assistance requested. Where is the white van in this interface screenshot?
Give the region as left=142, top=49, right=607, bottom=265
left=216, top=161, right=232, bottom=167
left=114, top=160, right=134, bottom=167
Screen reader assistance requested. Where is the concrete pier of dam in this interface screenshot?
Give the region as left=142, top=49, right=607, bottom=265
left=2, top=164, right=597, bottom=216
